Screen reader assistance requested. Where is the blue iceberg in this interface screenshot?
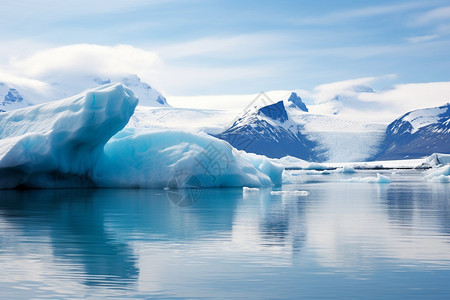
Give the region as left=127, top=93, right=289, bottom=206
left=0, top=84, right=283, bottom=189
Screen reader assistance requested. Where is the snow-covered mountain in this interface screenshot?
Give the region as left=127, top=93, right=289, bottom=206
left=215, top=100, right=319, bottom=161
left=0, top=82, right=28, bottom=111
left=375, top=103, right=450, bottom=160
left=214, top=93, right=449, bottom=162
left=287, top=92, right=308, bottom=112
left=215, top=93, right=386, bottom=162
left=0, top=74, right=168, bottom=111
left=2, top=75, right=448, bottom=164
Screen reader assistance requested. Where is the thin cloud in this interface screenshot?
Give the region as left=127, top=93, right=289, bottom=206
left=405, top=34, right=439, bottom=43
left=10, top=44, right=162, bottom=80
left=415, top=5, right=450, bottom=25
left=294, top=2, right=429, bottom=25
left=156, top=33, right=288, bottom=60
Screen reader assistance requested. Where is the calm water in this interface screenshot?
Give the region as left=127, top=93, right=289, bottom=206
left=0, top=170, right=449, bottom=299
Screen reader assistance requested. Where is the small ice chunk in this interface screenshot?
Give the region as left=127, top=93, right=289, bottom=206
left=375, top=173, right=391, bottom=183
left=346, top=173, right=391, bottom=183
left=424, top=165, right=450, bottom=182
left=306, top=170, right=330, bottom=175
left=243, top=187, right=260, bottom=192
left=270, top=190, right=310, bottom=196
left=335, top=166, right=356, bottom=174
left=305, top=163, right=328, bottom=170
left=428, top=175, right=450, bottom=183
left=425, top=153, right=450, bottom=166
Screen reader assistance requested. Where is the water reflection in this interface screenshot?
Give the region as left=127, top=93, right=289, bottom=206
left=380, top=179, right=450, bottom=236
left=0, top=189, right=139, bottom=287
left=257, top=191, right=307, bottom=252
left=0, top=171, right=449, bottom=299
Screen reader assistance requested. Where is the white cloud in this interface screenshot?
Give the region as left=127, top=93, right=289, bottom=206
left=3, top=42, right=282, bottom=96
left=415, top=5, right=450, bottom=25
left=405, top=34, right=439, bottom=43
left=170, top=76, right=450, bottom=124
left=2, top=44, right=449, bottom=124
left=296, top=2, right=429, bottom=25
left=360, top=81, right=450, bottom=111
left=156, top=33, right=288, bottom=60
left=0, top=71, right=49, bottom=91
left=167, top=90, right=296, bottom=111
left=308, top=79, right=450, bottom=123
left=311, top=75, right=396, bottom=103
left=11, top=44, right=162, bottom=80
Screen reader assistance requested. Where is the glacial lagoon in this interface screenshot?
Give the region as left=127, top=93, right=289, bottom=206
left=0, top=170, right=449, bottom=299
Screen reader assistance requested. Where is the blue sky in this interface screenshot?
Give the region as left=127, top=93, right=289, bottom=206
left=1, top=0, right=450, bottom=95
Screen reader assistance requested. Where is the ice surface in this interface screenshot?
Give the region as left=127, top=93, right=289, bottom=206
left=305, top=170, right=331, bottom=175
left=425, top=153, right=450, bottom=166
left=93, top=129, right=280, bottom=188
left=0, top=83, right=137, bottom=188
left=304, top=163, right=330, bottom=170
left=270, top=190, right=310, bottom=196
left=335, top=166, right=356, bottom=174
left=346, top=173, right=391, bottom=183
left=243, top=187, right=260, bottom=192
left=0, top=84, right=282, bottom=189
left=424, top=165, right=450, bottom=183
left=428, top=175, right=450, bottom=183
left=128, top=106, right=235, bottom=134
left=288, top=108, right=386, bottom=162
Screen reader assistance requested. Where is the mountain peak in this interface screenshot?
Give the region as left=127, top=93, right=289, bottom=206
left=258, top=100, right=288, bottom=123
left=287, top=92, right=308, bottom=112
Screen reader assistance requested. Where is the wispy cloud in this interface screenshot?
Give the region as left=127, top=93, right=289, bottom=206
left=156, top=33, right=288, bottom=60
left=415, top=5, right=450, bottom=25
left=405, top=34, right=439, bottom=43
left=295, top=2, right=429, bottom=25
left=1, top=43, right=276, bottom=96
left=10, top=44, right=162, bottom=80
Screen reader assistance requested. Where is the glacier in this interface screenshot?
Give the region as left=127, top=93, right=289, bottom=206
left=0, top=84, right=282, bottom=189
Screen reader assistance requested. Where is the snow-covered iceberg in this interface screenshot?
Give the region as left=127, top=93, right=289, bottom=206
left=0, top=84, right=282, bottom=189
left=345, top=173, right=391, bottom=183
left=93, top=129, right=281, bottom=188
left=424, top=165, right=450, bottom=183
left=424, top=153, right=450, bottom=167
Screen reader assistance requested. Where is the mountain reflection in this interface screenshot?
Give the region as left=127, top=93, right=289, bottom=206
left=380, top=182, right=450, bottom=236
left=258, top=191, right=307, bottom=252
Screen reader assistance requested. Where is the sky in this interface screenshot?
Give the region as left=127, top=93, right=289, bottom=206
left=1, top=0, right=450, bottom=103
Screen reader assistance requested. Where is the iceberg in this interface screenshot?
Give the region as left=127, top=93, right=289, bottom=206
left=346, top=173, right=391, bottom=183
left=335, top=166, right=356, bottom=174
left=93, top=129, right=278, bottom=188
left=424, top=153, right=450, bottom=167
left=270, top=190, right=310, bottom=196
left=424, top=165, right=450, bottom=183
left=243, top=187, right=260, bottom=193
left=0, top=84, right=282, bottom=189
